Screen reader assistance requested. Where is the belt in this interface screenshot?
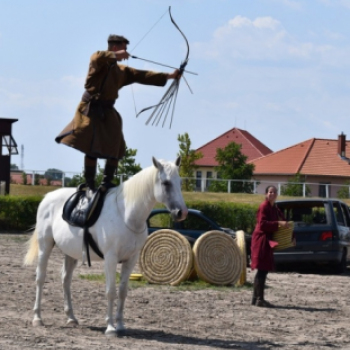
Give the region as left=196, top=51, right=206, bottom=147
left=82, top=91, right=115, bottom=107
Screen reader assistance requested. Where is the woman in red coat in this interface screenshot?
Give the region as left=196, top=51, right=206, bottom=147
left=250, top=185, right=289, bottom=307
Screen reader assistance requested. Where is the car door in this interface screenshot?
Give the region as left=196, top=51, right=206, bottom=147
left=338, top=203, right=350, bottom=259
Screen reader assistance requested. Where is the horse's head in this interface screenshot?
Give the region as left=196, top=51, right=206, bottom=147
left=152, top=156, right=188, bottom=222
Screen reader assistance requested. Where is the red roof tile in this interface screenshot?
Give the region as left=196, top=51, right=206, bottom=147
left=195, top=128, right=273, bottom=167
left=251, top=138, right=350, bottom=176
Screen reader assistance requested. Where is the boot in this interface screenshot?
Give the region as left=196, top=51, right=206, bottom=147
left=101, top=163, right=117, bottom=192
left=256, top=277, right=274, bottom=308
left=251, top=278, right=258, bottom=305
left=83, top=165, right=96, bottom=198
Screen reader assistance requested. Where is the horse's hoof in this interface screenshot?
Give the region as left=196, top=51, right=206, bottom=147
left=105, top=328, right=117, bottom=337
left=116, top=329, right=127, bottom=337
left=33, top=319, right=44, bottom=327
left=67, top=319, right=79, bottom=326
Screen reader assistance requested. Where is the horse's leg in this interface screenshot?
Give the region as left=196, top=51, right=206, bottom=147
left=62, top=255, right=79, bottom=325
left=116, top=253, right=139, bottom=333
left=104, top=253, right=118, bottom=336
left=33, top=237, right=54, bottom=327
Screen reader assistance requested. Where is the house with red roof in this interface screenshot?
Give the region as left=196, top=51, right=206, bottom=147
left=193, top=127, right=273, bottom=191
left=249, top=134, right=350, bottom=197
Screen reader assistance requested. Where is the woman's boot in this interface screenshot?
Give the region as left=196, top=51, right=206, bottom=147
left=256, top=277, right=274, bottom=308
left=251, top=279, right=258, bottom=305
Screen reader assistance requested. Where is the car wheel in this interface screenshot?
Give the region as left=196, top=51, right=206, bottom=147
left=334, top=249, right=347, bottom=274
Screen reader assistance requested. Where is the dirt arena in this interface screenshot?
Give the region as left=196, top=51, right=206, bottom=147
left=1, top=233, right=350, bottom=350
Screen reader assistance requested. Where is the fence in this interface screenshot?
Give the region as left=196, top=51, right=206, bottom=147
left=10, top=170, right=350, bottom=199
left=183, top=177, right=350, bottom=199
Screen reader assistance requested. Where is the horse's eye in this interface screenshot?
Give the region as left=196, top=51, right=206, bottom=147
left=162, top=181, right=171, bottom=187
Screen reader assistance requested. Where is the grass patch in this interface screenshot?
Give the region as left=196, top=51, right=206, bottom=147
left=9, top=184, right=61, bottom=197
left=79, top=272, right=253, bottom=291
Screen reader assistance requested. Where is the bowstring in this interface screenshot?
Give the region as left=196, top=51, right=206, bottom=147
left=128, top=9, right=168, bottom=117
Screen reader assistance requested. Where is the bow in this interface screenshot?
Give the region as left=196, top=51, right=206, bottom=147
left=136, top=6, right=192, bottom=129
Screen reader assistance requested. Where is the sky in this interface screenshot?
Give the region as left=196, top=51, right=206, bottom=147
left=1, top=0, right=350, bottom=176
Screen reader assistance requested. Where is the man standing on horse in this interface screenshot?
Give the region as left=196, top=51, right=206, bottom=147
left=56, top=34, right=180, bottom=195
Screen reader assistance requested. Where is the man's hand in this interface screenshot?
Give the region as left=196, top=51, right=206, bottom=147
left=115, top=50, right=130, bottom=61
left=167, top=69, right=181, bottom=80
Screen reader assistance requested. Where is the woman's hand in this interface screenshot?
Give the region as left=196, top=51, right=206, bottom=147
left=278, top=221, right=289, bottom=228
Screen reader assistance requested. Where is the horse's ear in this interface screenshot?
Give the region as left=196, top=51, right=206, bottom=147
left=152, top=157, right=162, bottom=170
left=175, top=156, right=181, bottom=167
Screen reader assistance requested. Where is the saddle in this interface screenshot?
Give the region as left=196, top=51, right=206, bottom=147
left=62, top=186, right=108, bottom=266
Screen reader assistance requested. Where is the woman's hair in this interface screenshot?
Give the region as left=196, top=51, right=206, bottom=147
left=265, top=185, right=277, bottom=194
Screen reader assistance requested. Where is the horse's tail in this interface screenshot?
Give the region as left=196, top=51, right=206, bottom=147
left=24, top=229, right=39, bottom=266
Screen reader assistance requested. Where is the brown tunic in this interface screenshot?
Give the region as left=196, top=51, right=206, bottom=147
left=55, top=50, right=168, bottom=159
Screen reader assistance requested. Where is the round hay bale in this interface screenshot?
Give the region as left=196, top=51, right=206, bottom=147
left=272, top=221, right=295, bottom=251
left=235, top=230, right=247, bottom=286
left=139, top=229, right=193, bottom=286
left=193, top=230, right=242, bottom=286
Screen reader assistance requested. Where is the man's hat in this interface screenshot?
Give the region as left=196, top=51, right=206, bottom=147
left=107, top=34, right=130, bottom=45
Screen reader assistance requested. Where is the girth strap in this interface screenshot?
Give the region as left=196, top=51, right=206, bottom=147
left=84, top=227, right=104, bottom=267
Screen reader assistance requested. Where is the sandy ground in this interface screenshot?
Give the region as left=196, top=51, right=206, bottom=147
left=1, top=233, right=350, bottom=350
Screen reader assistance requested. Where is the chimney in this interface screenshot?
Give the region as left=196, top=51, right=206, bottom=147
left=338, top=132, right=346, bottom=157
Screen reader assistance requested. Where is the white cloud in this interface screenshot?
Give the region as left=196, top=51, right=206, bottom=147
left=194, top=15, right=346, bottom=66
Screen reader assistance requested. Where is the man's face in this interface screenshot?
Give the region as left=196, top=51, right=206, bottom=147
left=112, top=42, right=127, bottom=52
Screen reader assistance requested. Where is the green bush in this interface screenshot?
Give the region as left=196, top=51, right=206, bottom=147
left=0, top=196, right=259, bottom=235
left=0, top=196, right=42, bottom=231
left=185, top=200, right=258, bottom=234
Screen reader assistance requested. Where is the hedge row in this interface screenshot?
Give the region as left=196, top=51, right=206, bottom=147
left=0, top=196, right=42, bottom=231
left=185, top=200, right=259, bottom=234
left=0, top=196, right=259, bottom=234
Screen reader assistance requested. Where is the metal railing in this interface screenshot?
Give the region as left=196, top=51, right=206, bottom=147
left=10, top=170, right=350, bottom=199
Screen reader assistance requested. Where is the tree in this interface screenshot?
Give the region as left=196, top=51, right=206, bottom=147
left=338, top=181, right=350, bottom=199
left=44, top=168, right=63, bottom=180
left=118, top=147, right=142, bottom=183
left=10, top=163, right=19, bottom=170
left=96, top=146, right=142, bottom=186
left=281, top=173, right=311, bottom=197
left=66, top=174, right=84, bottom=187
left=208, top=142, right=255, bottom=193
left=177, top=133, right=203, bottom=191
left=22, top=171, right=27, bottom=185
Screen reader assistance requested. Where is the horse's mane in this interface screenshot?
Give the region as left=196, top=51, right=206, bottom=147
left=118, top=165, right=158, bottom=207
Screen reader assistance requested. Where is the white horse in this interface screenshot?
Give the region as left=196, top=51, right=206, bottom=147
left=24, top=156, right=187, bottom=336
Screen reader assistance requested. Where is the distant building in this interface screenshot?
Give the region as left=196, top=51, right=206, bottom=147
left=193, top=127, right=273, bottom=191
left=250, top=135, right=350, bottom=197
left=10, top=171, right=62, bottom=186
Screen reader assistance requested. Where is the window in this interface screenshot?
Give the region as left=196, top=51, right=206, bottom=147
left=206, top=171, right=212, bottom=189
left=1, top=135, right=18, bottom=156
left=196, top=171, right=202, bottom=190
left=319, top=183, right=330, bottom=198
left=148, top=213, right=174, bottom=229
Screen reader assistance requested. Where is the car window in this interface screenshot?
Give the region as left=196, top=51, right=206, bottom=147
left=182, top=213, right=214, bottom=231
left=341, top=204, right=350, bottom=227
left=148, top=213, right=174, bottom=229
left=340, top=203, right=350, bottom=227
left=333, top=203, right=345, bottom=226
left=278, top=203, right=329, bottom=225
